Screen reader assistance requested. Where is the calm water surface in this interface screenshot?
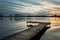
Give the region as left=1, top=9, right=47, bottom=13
left=0, top=17, right=60, bottom=40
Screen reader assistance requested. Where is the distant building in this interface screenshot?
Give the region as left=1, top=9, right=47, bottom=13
left=0, top=14, right=3, bottom=17
left=10, top=14, right=13, bottom=17
left=14, top=14, right=24, bottom=17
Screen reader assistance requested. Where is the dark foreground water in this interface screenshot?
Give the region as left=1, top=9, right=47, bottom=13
left=0, top=17, right=60, bottom=40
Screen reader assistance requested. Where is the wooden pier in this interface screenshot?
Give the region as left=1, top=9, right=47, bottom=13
left=1, top=22, right=50, bottom=40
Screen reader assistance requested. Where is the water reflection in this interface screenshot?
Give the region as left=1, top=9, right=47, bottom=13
left=10, top=17, right=13, bottom=21
left=14, top=17, right=25, bottom=21
left=0, top=17, right=28, bottom=39
left=40, top=17, right=60, bottom=40
left=0, top=17, right=26, bottom=21
left=0, top=17, right=60, bottom=40
left=49, top=17, right=60, bottom=28
left=0, top=17, right=4, bottom=20
left=0, top=17, right=48, bottom=21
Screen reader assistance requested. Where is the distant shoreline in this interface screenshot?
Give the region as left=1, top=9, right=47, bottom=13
left=0, top=16, right=60, bottom=17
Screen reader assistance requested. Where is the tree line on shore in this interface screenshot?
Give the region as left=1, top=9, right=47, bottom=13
left=0, top=14, right=60, bottom=17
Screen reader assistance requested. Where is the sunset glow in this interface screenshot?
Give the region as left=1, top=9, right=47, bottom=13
left=0, top=0, right=60, bottom=40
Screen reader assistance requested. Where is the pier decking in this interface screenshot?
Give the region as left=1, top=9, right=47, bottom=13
left=2, top=22, right=50, bottom=40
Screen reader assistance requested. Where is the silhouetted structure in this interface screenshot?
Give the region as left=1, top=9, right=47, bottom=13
left=0, top=14, right=3, bottom=17
left=14, top=14, right=24, bottom=17
left=10, top=14, right=13, bottom=17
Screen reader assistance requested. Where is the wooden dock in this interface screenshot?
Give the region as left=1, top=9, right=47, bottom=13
left=1, top=22, right=50, bottom=40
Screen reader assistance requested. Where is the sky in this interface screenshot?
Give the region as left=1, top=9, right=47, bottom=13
left=0, top=0, right=60, bottom=16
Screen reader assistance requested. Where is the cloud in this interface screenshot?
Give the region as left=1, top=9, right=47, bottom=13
left=46, top=0, right=60, bottom=5
left=0, top=0, right=60, bottom=16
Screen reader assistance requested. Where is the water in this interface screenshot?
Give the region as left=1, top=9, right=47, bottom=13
left=0, top=17, right=60, bottom=40
left=40, top=17, right=60, bottom=40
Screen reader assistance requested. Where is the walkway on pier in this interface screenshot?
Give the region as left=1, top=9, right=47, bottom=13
left=2, top=22, right=50, bottom=40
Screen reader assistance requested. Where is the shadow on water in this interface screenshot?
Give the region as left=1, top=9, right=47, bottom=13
left=30, top=27, right=50, bottom=40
